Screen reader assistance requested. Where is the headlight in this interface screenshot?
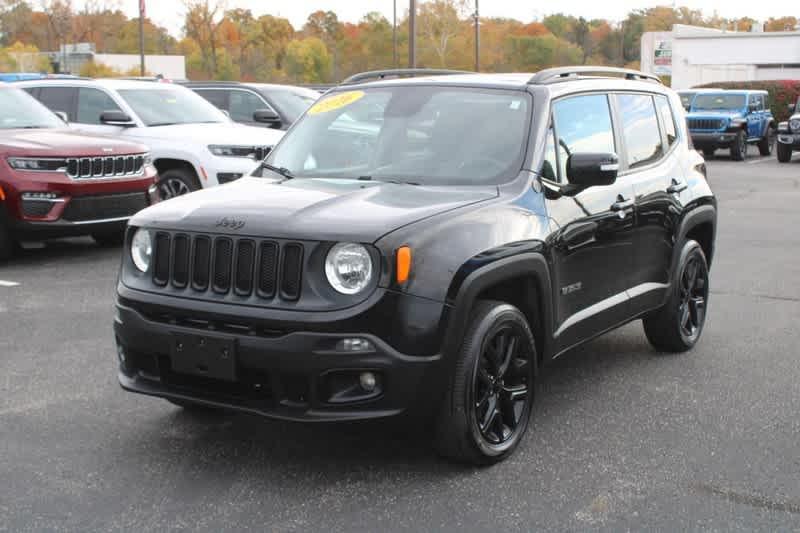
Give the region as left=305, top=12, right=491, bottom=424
left=325, top=243, right=373, bottom=295
left=790, top=119, right=800, bottom=132
left=130, top=228, right=152, bottom=272
left=7, top=157, right=67, bottom=172
left=208, top=145, right=270, bottom=159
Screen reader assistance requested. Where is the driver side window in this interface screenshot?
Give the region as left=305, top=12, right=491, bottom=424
left=552, top=94, right=616, bottom=181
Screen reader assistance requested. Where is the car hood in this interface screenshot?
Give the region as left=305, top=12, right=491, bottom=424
left=131, top=177, right=498, bottom=242
left=125, top=122, right=284, bottom=146
left=0, top=128, right=147, bottom=156
left=687, top=110, right=743, bottom=120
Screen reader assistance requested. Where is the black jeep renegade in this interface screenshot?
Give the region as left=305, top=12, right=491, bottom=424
left=114, top=67, right=717, bottom=464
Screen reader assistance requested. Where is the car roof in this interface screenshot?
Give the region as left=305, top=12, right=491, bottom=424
left=14, top=78, right=186, bottom=91
left=183, top=81, right=319, bottom=92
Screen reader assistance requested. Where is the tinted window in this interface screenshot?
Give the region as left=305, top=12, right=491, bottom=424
left=617, top=94, right=663, bottom=169
left=267, top=87, right=530, bottom=186
left=265, top=88, right=318, bottom=123
left=655, top=95, right=677, bottom=147
left=229, top=90, right=267, bottom=122
left=692, top=93, right=746, bottom=111
left=195, top=89, right=228, bottom=110
left=0, top=87, right=64, bottom=129
left=77, top=88, right=122, bottom=124
left=37, top=87, right=77, bottom=121
left=552, top=94, right=615, bottom=180
left=679, top=91, right=696, bottom=110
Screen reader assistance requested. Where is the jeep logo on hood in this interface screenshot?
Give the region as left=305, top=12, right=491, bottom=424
left=215, top=217, right=245, bottom=230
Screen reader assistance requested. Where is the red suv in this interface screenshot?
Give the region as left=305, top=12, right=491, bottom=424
left=0, top=86, right=158, bottom=259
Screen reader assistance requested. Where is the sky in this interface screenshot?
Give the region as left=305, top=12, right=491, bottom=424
left=97, top=0, right=799, bottom=38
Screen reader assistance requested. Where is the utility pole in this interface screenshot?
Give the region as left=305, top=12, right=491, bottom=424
left=393, top=0, right=398, bottom=68
left=409, top=0, right=416, bottom=68
left=473, top=0, right=480, bottom=71
left=138, top=0, right=146, bottom=76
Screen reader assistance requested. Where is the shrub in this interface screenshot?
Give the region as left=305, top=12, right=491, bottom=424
left=695, top=80, right=800, bottom=122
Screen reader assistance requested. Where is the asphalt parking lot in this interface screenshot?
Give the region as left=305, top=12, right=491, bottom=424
left=1, top=149, right=799, bottom=531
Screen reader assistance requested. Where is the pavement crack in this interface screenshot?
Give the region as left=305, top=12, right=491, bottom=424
left=693, top=483, right=800, bottom=515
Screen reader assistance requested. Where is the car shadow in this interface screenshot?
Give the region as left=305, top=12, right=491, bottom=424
left=1, top=237, right=122, bottom=269
left=122, top=324, right=662, bottom=477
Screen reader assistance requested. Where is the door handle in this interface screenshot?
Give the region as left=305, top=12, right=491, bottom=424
left=667, top=179, right=688, bottom=194
left=610, top=197, right=634, bottom=211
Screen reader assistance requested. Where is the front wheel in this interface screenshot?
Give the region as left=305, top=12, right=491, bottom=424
left=643, top=240, right=709, bottom=353
left=730, top=130, right=747, bottom=161
left=777, top=142, right=793, bottom=163
left=434, top=301, right=536, bottom=465
left=158, top=168, right=199, bottom=200
left=758, top=127, right=776, bottom=156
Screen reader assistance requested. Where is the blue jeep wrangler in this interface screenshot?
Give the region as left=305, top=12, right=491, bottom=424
left=687, top=90, right=776, bottom=160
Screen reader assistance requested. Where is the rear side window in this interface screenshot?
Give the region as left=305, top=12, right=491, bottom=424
left=195, top=89, right=228, bottom=111
left=616, top=94, right=663, bottom=169
left=37, top=87, right=77, bottom=121
left=655, top=95, right=677, bottom=147
left=229, top=91, right=269, bottom=122
left=77, top=88, right=122, bottom=124
left=552, top=94, right=615, bottom=181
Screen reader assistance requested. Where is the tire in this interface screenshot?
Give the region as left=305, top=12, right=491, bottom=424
left=777, top=142, right=792, bottom=163
left=643, top=240, right=710, bottom=353
left=0, top=222, right=14, bottom=261
left=158, top=168, right=199, bottom=200
left=702, top=148, right=715, bottom=159
left=434, top=300, right=537, bottom=465
left=730, top=130, right=747, bottom=161
left=92, top=231, right=125, bottom=247
left=758, top=126, right=776, bottom=156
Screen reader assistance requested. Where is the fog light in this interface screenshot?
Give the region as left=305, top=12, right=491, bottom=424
left=21, top=192, right=59, bottom=200
left=336, top=338, right=374, bottom=352
left=359, top=371, right=377, bottom=392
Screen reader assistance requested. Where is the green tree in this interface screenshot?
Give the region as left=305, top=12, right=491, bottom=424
left=285, top=37, right=330, bottom=83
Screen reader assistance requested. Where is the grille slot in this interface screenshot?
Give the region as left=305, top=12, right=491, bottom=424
left=191, top=237, right=211, bottom=290
left=153, top=233, right=171, bottom=286
left=688, top=118, right=724, bottom=131
left=280, top=243, right=303, bottom=301
left=234, top=240, right=256, bottom=295
left=20, top=199, right=55, bottom=218
left=171, top=235, right=190, bottom=288
left=257, top=242, right=279, bottom=298
left=65, top=154, right=145, bottom=179
left=212, top=238, right=233, bottom=293
left=61, top=192, right=148, bottom=222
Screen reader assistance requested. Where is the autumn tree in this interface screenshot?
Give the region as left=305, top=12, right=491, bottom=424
left=417, top=0, right=469, bottom=68
left=183, top=0, right=225, bottom=78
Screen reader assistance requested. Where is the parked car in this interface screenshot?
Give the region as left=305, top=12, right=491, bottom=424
left=686, top=89, right=776, bottom=160
left=0, top=85, right=158, bottom=260
left=113, top=67, right=716, bottom=465
left=16, top=79, right=284, bottom=198
left=182, top=81, right=319, bottom=130
left=776, top=96, right=800, bottom=162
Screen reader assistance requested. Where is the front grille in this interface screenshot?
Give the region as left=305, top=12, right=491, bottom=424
left=152, top=232, right=304, bottom=302
left=21, top=199, right=55, bottom=217
left=688, top=118, right=725, bottom=131
left=66, top=154, right=145, bottom=179
left=61, top=192, right=148, bottom=222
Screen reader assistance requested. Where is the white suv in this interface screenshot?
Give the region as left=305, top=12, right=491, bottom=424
left=17, top=79, right=284, bottom=198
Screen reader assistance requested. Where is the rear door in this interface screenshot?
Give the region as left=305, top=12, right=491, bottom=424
left=228, top=89, right=275, bottom=126
left=544, top=93, right=637, bottom=353
left=194, top=89, right=230, bottom=113
left=36, top=86, right=78, bottom=122
left=746, top=94, right=763, bottom=140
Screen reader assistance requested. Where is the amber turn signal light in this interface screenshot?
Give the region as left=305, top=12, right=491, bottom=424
left=0, top=185, right=5, bottom=201
left=396, top=246, right=412, bottom=284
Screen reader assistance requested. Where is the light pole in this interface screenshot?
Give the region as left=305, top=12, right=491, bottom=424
left=409, top=0, right=416, bottom=68
left=393, top=0, right=398, bottom=68
left=474, top=0, right=480, bottom=72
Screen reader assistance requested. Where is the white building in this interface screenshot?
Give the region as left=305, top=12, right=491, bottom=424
left=94, top=54, right=186, bottom=79
left=642, top=24, right=800, bottom=89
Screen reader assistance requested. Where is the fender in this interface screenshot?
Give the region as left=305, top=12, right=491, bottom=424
left=670, top=202, right=717, bottom=279
left=440, top=249, right=554, bottom=373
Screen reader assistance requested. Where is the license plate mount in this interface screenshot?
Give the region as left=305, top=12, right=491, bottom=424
left=170, top=333, right=237, bottom=382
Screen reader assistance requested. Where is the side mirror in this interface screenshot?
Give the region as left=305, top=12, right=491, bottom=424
left=53, top=110, right=68, bottom=123
left=253, top=109, right=281, bottom=127
left=100, top=110, right=135, bottom=127
left=567, top=153, right=619, bottom=188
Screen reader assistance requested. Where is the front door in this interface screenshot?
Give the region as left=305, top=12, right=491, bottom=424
left=543, top=93, right=637, bottom=354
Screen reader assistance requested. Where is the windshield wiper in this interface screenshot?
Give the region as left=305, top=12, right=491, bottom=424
left=148, top=122, right=179, bottom=127
left=358, top=176, right=420, bottom=186
left=261, top=162, right=295, bottom=180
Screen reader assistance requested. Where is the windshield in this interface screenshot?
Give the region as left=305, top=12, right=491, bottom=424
left=264, top=86, right=530, bottom=185
left=692, top=93, right=746, bottom=111
left=679, top=92, right=696, bottom=110
left=118, top=87, right=228, bottom=126
left=0, top=88, right=64, bottom=129
left=266, top=87, right=319, bottom=123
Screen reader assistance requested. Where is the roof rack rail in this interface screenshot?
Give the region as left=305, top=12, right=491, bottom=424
left=341, top=68, right=473, bottom=86
left=528, top=66, right=662, bottom=85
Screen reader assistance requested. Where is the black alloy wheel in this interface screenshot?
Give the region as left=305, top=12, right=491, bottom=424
left=731, top=130, right=747, bottom=161
left=472, top=325, right=531, bottom=446
left=677, top=253, right=708, bottom=344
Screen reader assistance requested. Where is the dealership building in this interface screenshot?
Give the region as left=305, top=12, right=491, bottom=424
left=641, top=24, right=800, bottom=89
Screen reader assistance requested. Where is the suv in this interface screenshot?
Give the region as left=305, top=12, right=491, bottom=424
left=776, top=96, right=800, bottom=162
left=0, top=86, right=158, bottom=260
left=113, top=67, right=717, bottom=464
left=15, top=79, right=284, bottom=198
left=686, top=89, right=775, bottom=160
left=182, top=81, right=319, bottom=130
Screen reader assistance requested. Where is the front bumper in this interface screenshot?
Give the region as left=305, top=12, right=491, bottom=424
left=114, top=298, right=443, bottom=422
left=201, top=157, right=261, bottom=187
left=689, top=131, right=738, bottom=148
left=777, top=132, right=800, bottom=147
